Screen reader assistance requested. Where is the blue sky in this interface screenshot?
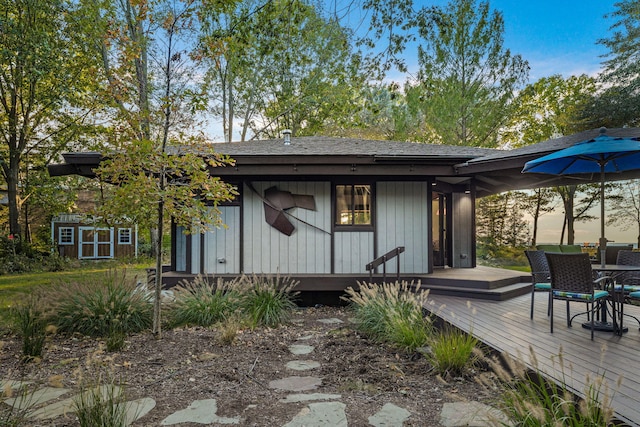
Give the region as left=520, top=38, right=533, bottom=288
left=491, top=0, right=617, bottom=81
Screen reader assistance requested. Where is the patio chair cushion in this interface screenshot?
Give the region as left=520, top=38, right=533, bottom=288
left=534, top=282, right=551, bottom=290
left=535, top=244, right=583, bottom=253
left=629, top=291, right=640, bottom=299
left=552, top=289, right=609, bottom=301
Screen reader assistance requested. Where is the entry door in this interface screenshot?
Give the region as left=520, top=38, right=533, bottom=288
left=79, top=227, right=114, bottom=259
left=432, top=194, right=449, bottom=267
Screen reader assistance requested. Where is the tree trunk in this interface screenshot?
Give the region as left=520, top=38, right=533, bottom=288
left=153, top=195, right=164, bottom=340
left=6, top=156, right=22, bottom=238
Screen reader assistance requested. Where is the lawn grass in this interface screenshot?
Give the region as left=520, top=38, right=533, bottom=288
left=0, top=260, right=152, bottom=330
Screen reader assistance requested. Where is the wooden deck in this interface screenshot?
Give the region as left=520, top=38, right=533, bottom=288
left=425, top=293, right=640, bottom=426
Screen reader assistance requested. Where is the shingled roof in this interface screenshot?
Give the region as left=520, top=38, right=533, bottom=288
left=48, top=128, right=640, bottom=198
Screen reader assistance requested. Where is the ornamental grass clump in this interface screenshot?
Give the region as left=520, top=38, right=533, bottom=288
left=11, top=295, right=48, bottom=362
left=423, top=325, right=480, bottom=377
left=46, top=269, right=152, bottom=338
left=481, top=346, right=618, bottom=426
left=238, top=274, right=299, bottom=328
left=344, top=281, right=433, bottom=352
left=73, top=346, right=129, bottom=427
left=166, top=276, right=241, bottom=328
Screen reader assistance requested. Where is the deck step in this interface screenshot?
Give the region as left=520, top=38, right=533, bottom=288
left=421, top=282, right=531, bottom=301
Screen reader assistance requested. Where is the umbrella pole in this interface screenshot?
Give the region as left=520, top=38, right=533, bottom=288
left=600, top=165, right=607, bottom=268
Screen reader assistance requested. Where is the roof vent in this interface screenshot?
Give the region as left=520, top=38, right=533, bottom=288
left=283, top=129, right=292, bottom=145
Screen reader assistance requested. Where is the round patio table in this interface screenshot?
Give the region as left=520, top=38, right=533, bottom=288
left=582, top=264, right=640, bottom=334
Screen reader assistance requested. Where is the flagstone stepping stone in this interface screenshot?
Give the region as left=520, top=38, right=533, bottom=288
left=286, top=360, right=321, bottom=371
left=122, top=397, right=156, bottom=425
left=280, top=393, right=342, bottom=403
left=283, top=401, right=347, bottom=427
left=0, top=380, right=32, bottom=391
left=297, top=334, right=314, bottom=340
left=29, top=385, right=121, bottom=419
left=440, top=401, right=508, bottom=427
left=317, top=318, right=344, bottom=324
left=161, top=399, right=239, bottom=425
left=288, top=344, right=314, bottom=355
left=268, top=376, right=322, bottom=392
left=4, top=387, right=71, bottom=411
left=368, top=403, right=412, bottom=426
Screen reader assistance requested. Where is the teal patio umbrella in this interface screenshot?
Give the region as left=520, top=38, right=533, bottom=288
left=523, top=128, right=640, bottom=267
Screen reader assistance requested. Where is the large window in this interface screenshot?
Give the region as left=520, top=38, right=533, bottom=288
left=335, top=184, right=372, bottom=226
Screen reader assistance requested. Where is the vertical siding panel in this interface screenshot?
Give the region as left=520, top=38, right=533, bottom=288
left=376, top=182, right=429, bottom=274
left=334, top=232, right=374, bottom=273
left=242, top=181, right=330, bottom=274
left=203, top=206, right=240, bottom=274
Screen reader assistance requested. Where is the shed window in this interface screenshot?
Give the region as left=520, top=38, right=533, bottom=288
left=59, top=227, right=74, bottom=245
left=118, top=228, right=132, bottom=244
left=335, top=184, right=372, bottom=226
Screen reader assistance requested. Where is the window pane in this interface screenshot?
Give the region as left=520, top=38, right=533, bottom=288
left=335, top=184, right=371, bottom=225
left=335, top=185, right=353, bottom=225
left=353, top=185, right=371, bottom=225
left=59, top=227, right=74, bottom=244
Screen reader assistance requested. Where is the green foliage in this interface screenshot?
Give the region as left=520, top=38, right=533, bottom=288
left=11, top=296, right=48, bottom=362
left=484, top=349, right=617, bottom=426
left=476, top=192, right=530, bottom=264
left=411, top=0, right=528, bottom=147
left=167, top=276, right=242, bottom=328
left=47, top=269, right=153, bottom=337
left=238, top=274, right=299, bottom=328
left=590, top=0, right=640, bottom=128
left=344, top=281, right=433, bottom=352
left=422, top=326, right=480, bottom=377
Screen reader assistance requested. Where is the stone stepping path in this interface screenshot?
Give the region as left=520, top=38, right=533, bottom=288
left=2, top=316, right=504, bottom=426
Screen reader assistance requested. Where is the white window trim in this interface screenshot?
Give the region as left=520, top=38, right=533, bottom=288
left=118, top=228, right=132, bottom=245
left=58, top=227, right=74, bottom=245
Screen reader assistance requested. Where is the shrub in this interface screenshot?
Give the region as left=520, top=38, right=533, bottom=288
left=166, top=276, right=241, bottom=328
left=47, top=269, right=153, bottom=337
left=12, top=296, right=48, bottom=362
left=344, top=281, right=432, bottom=352
left=422, top=325, right=480, bottom=377
left=238, top=274, right=299, bottom=328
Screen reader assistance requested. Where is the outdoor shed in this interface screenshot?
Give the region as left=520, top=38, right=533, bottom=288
left=52, top=214, right=138, bottom=260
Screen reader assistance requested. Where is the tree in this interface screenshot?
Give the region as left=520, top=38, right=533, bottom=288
left=476, top=192, right=529, bottom=257
left=588, top=0, right=640, bottom=127
left=607, top=180, right=640, bottom=248
left=521, top=188, right=557, bottom=247
left=555, top=185, right=600, bottom=245
left=500, top=75, right=596, bottom=149
left=90, top=0, right=237, bottom=338
left=197, top=0, right=366, bottom=141
left=0, top=0, right=96, bottom=239
left=409, top=0, right=529, bottom=147
left=501, top=75, right=598, bottom=245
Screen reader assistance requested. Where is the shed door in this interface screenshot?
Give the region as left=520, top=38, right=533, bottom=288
left=79, top=227, right=114, bottom=259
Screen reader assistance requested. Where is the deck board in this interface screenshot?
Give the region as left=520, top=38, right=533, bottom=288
left=425, top=293, right=640, bottom=426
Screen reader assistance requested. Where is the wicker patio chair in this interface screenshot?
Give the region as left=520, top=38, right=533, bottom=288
left=524, top=250, right=551, bottom=319
left=617, top=250, right=640, bottom=328
left=545, top=252, right=611, bottom=340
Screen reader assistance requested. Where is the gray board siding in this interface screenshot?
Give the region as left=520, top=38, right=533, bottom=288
left=376, top=182, right=429, bottom=274
left=243, top=182, right=331, bottom=274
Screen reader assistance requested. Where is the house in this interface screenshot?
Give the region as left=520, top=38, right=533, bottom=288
left=48, top=128, right=640, bottom=298
left=51, top=214, right=138, bottom=260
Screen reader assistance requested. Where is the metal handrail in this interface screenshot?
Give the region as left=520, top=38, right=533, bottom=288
left=366, top=246, right=405, bottom=283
